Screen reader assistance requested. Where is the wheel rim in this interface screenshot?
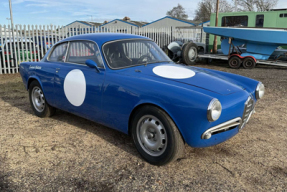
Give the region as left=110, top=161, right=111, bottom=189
left=230, top=59, right=239, bottom=67
left=188, top=48, right=197, bottom=61
left=136, top=115, right=167, bottom=156
left=31, top=86, right=45, bottom=112
left=245, top=60, right=253, bottom=67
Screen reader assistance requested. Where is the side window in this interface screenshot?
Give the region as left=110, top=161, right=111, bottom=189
left=67, top=41, right=104, bottom=67
left=256, top=15, right=264, bottom=28
left=221, top=16, right=248, bottom=27
left=49, top=43, right=68, bottom=62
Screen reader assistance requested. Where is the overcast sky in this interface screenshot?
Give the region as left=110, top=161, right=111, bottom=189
left=0, top=0, right=287, bottom=26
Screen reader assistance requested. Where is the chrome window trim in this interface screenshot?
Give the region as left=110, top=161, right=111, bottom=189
left=47, top=39, right=105, bottom=69
left=65, top=39, right=105, bottom=69
left=102, top=38, right=171, bottom=70
left=64, top=41, right=70, bottom=62
left=47, top=41, right=69, bottom=62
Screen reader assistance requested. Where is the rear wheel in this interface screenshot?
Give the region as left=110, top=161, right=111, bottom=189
left=131, top=106, right=185, bottom=165
left=182, top=42, right=198, bottom=65
left=242, top=57, right=256, bottom=69
left=29, top=80, right=55, bottom=117
left=228, top=56, right=242, bottom=69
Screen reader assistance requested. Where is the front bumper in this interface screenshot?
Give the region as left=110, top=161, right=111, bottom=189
left=201, top=117, right=242, bottom=139
left=202, top=96, right=255, bottom=140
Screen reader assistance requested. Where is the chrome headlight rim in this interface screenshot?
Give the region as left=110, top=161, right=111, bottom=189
left=207, top=98, right=222, bottom=122
left=256, top=82, right=265, bottom=100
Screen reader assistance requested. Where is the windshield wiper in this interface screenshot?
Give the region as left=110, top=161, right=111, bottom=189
left=145, top=61, right=173, bottom=65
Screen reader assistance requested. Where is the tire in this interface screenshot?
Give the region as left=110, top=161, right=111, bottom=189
left=228, top=56, right=242, bottom=69
left=182, top=42, right=198, bottom=65
left=29, top=80, right=55, bottom=117
left=131, top=105, right=185, bottom=165
left=242, top=57, right=256, bottom=69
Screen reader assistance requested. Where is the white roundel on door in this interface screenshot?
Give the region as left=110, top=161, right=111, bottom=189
left=64, top=69, right=86, bottom=106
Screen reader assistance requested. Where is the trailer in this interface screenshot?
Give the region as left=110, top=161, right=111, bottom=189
left=202, top=27, right=287, bottom=69
left=197, top=53, right=287, bottom=68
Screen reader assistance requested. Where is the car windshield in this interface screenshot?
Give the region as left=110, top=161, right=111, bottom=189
left=103, top=39, right=172, bottom=69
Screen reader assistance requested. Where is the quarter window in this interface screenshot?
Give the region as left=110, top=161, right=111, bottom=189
left=256, top=15, right=264, bottom=28
left=49, top=42, right=68, bottom=62
left=67, top=41, right=104, bottom=67
left=222, top=16, right=248, bottom=27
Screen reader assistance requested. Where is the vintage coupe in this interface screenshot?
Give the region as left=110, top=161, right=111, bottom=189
left=19, top=33, right=265, bottom=165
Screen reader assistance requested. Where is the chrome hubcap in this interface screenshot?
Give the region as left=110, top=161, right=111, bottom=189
left=31, top=86, right=45, bottom=112
left=188, top=48, right=196, bottom=61
left=136, top=115, right=167, bottom=156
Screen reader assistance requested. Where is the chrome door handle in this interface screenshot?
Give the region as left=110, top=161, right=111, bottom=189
left=56, top=68, right=60, bottom=73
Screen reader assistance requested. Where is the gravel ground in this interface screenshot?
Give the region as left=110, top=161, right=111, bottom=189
left=0, top=63, right=287, bottom=191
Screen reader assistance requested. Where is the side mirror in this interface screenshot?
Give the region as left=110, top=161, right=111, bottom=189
left=85, top=59, right=100, bottom=72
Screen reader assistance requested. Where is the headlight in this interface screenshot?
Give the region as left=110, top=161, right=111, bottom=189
left=207, top=99, right=222, bottom=122
left=256, top=82, right=265, bottom=99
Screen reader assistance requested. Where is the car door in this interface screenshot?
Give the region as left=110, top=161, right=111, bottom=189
left=43, top=42, right=69, bottom=107
left=53, top=40, right=106, bottom=122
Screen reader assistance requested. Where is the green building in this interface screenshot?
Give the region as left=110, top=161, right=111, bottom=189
left=208, top=9, right=287, bottom=51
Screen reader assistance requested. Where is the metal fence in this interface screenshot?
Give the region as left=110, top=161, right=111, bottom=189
left=0, top=24, right=206, bottom=74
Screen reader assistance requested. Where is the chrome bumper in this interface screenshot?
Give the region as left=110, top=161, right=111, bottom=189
left=201, top=117, right=242, bottom=139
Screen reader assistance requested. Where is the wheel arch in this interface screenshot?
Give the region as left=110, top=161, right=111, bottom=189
left=27, top=76, right=43, bottom=91
left=128, top=102, right=186, bottom=143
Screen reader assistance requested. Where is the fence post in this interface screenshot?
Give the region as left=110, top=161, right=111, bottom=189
left=0, top=25, right=3, bottom=74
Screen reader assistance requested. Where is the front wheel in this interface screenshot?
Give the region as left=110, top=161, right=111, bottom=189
left=29, top=80, right=55, bottom=117
left=131, top=106, right=185, bottom=165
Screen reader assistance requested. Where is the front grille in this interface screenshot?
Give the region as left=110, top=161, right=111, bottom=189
left=240, top=96, right=255, bottom=129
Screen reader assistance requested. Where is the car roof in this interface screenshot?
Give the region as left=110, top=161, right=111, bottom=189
left=60, top=33, right=150, bottom=46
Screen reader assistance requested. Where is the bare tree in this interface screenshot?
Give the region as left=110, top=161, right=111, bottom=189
left=255, top=0, right=278, bottom=11
left=166, top=4, right=188, bottom=19
left=236, top=0, right=256, bottom=11
left=194, top=0, right=233, bottom=22
left=234, top=0, right=278, bottom=12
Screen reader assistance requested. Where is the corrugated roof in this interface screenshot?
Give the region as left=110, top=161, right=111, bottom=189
left=78, top=21, right=102, bottom=27
left=128, top=20, right=148, bottom=27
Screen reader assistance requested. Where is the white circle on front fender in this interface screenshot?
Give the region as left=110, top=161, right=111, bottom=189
left=64, top=69, right=86, bottom=106
left=153, top=65, right=195, bottom=79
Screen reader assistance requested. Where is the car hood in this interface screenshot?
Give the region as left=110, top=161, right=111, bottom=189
left=118, top=63, right=244, bottom=95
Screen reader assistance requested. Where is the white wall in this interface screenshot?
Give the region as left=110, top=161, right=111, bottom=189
left=101, top=20, right=139, bottom=32
left=66, top=21, right=95, bottom=35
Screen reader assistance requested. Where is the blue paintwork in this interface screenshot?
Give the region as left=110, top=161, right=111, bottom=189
left=204, top=27, right=287, bottom=60
left=19, top=33, right=260, bottom=148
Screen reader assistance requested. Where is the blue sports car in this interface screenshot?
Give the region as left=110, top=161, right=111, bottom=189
left=19, top=33, right=265, bottom=165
